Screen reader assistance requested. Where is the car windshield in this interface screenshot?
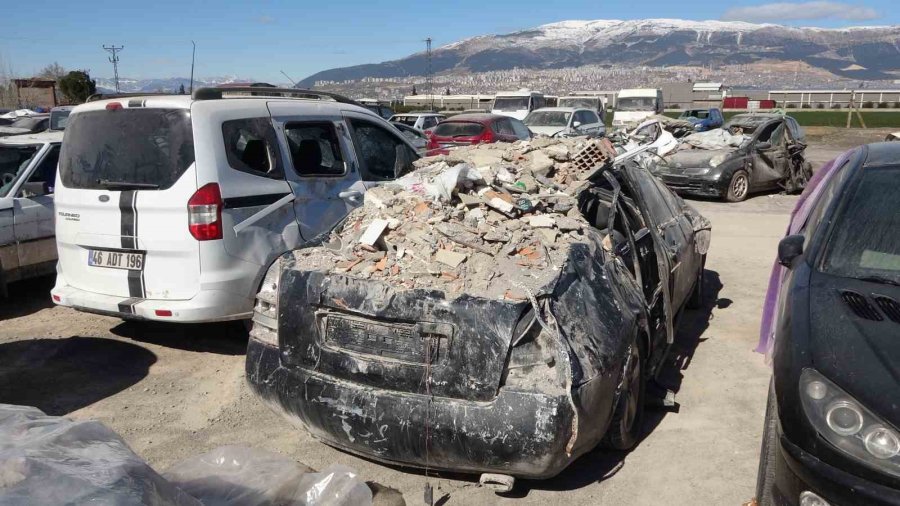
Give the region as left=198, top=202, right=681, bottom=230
left=60, top=108, right=195, bottom=190
left=724, top=115, right=771, bottom=134
left=558, top=98, right=600, bottom=109
left=821, top=167, right=900, bottom=284
left=50, top=110, right=70, bottom=131
left=391, top=116, right=418, bottom=126
left=617, top=97, right=656, bottom=111
left=524, top=111, right=570, bottom=127
left=681, top=110, right=709, bottom=119
left=432, top=121, right=484, bottom=137
left=0, top=145, right=40, bottom=197
left=493, top=97, right=530, bottom=111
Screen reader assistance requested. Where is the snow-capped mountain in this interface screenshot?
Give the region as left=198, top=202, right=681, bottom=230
left=94, top=76, right=259, bottom=94
left=298, top=18, right=900, bottom=86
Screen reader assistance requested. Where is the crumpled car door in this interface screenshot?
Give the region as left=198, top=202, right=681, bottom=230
left=751, top=122, right=789, bottom=188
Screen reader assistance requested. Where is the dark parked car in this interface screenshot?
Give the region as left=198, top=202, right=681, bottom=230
left=652, top=113, right=811, bottom=202
left=426, top=113, right=531, bottom=155
left=678, top=108, right=724, bottom=132
left=0, top=115, right=49, bottom=138
left=246, top=147, right=711, bottom=485
left=756, top=142, right=900, bottom=505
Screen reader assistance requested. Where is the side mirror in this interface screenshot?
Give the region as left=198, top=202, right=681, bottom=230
left=756, top=141, right=772, bottom=150
left=778, top=234, right=804, bottom=268
left=572, top=121, right=582, bottom=129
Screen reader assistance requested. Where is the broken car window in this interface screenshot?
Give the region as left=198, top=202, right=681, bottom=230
left=21, top=145, right=60, bottom=196
left=222, top=118, right=284, bottom=179
left=0, top=145, right=40, bottom=197
left=60, top=109, right=195, bottom=191
left=284, top=122, right=345, bottom=177
left=349, top=119, right=416, bottom=180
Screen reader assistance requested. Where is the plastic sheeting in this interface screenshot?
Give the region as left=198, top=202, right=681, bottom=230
left=681, top=129, right=748, bottom=150
left=0, top=405, right=373, bottom=506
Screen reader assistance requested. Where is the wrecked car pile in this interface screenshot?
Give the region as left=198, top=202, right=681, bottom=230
left=292, top=137, right=618, bottom=300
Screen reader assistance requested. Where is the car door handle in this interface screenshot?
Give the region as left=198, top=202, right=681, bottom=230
left=338, top=191, right=363, bottom=203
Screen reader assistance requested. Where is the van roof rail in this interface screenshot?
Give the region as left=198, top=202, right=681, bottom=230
left=86, top=92, right=176, bottom=102
left=191, top=86, right=361, bottom=106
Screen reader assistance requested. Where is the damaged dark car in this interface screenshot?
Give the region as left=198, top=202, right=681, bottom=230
left=246, top=140, right=711, bottom=487
left=651, top=113, right=812, bottom=202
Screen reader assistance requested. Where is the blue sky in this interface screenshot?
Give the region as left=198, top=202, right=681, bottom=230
left=2, top=0, right=896, bottom=84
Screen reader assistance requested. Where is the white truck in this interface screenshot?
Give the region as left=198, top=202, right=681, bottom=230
left=612, top=88, right=664, bottom=129
left=491, top=90, right=546, bottom=121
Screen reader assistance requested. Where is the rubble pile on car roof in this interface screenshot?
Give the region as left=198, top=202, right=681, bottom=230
left=292, top=137, right=618, bottom=300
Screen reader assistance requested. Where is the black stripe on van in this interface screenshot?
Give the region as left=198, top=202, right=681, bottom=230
left=119, top=191, right=137, bottom=249
left=223, top=192, right=290, bottom=209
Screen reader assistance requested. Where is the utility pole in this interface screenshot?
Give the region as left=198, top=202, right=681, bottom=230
left=190, top=41, right=196, bottom=94
left=103, top=44, right=124, bottom=92
left=425, top=37, right=433, bottom=111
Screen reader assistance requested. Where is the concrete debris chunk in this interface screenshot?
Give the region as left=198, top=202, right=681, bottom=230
left=435, top=249, right=468, bottom=269
left=359, top=219, right=389, bottom=247
left=291, top=137, right=609, bottom=299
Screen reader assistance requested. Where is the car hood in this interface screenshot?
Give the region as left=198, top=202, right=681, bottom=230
left=680, top=117, right=704, bottom=125
left=0, top=127, right=31, bottom=136
left=528, top=126, right=566, bottom=137
left=807, top=272, right=900, bottom=427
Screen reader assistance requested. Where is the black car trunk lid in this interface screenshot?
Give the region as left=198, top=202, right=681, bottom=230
left=277, top=270, right=525, bottom=402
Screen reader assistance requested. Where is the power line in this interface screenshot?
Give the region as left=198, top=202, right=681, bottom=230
left=102, top=44, right=124, bottom=92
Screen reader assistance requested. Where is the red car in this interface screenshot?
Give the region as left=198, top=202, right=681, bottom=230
left=426, top=113, right=531, bottom=155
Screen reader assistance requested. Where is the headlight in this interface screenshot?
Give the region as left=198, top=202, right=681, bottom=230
left=709, top=153, right=729, bottom=167
left=694, top=123, right=703, bottom=130
left=682, top=166, right=711, bottom=176
left=801, top=368, right=900, bottom=475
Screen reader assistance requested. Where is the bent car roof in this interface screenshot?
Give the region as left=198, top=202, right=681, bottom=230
left=0, top=130, right=64, bottom=145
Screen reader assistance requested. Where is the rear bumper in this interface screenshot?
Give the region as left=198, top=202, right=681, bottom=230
left=51, top=280, right=253, bottom=322
left=774, top=435, right=900, bottom=505
left=245, top=338, right=577, bottom=479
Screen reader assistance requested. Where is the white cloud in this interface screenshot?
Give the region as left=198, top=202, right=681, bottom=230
left=722, top=2, right=879, bottom=22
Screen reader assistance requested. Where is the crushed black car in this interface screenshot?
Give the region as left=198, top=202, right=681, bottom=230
left=651, top=113, right=812, bottom=202
left=246, top=138, right=711, bottom=486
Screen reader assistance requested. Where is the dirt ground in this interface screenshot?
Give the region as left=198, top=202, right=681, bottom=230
left=0, top=127, right=894, bottom=505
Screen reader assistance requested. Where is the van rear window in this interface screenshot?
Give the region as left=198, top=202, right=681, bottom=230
left=60, top=108, right=194, bottom=190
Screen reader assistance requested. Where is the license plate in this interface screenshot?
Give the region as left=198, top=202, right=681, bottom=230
left=322, top=313, right=453, bottom=363
left=87, top=249, right=144, bottom=271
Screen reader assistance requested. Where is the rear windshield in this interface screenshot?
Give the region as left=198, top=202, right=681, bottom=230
left=391, top=116, right=418, bottom=126
left=60, top=108, right=194, bottom=190
left=0, top=145, right=40, bottom=197
left=50, top=110, right=71, bottom=131
left=432, top=121, right=485, bottom=137
left=525, top=111, right=570, bottom=127
left=822, top=167, right=900, bottom=284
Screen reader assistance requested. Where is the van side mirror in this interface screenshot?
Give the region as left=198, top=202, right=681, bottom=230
left=778, top=234, right=804, bottom=268
left=572, top=121, right=582, bottom=129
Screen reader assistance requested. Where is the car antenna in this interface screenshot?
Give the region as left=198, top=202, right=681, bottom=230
left=280, top=70, right=297, bottom=87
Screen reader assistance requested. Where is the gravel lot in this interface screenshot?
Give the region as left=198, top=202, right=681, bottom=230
left=0, top=128, right=894, bottom=505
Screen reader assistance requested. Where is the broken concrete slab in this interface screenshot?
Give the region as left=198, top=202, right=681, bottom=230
left=434, top=249, right=467, bottom=269
left=359, top=219, right=389, bottom=247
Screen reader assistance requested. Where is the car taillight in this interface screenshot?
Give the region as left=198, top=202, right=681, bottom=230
left=479, top=127, right=494, bottom=144
left=188, top=183, right=223, bottom=241
left=426, top=137, right=438, bottom=150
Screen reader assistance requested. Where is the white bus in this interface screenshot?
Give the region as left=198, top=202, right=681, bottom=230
left=491, top=90, right=546, bottom=121
left=612, top=88, right=664, bottom=128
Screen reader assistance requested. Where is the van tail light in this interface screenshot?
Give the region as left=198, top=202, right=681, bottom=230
left=188, top=183, right=223, bottom=241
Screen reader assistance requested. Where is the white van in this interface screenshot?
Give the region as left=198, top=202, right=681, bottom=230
left=51, top=87, right=418, bottom=322
left=612, top=88, right=664, bottom=129
left=491, top=90, right=546, bottom=121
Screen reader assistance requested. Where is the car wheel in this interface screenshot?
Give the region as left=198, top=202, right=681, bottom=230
left=725, top=169, right=750, bottom=202
left=602, top=337, right=646, bottom=450
left=756, top=377, right=778, bottom=506
left=687, top=254, right=706, bottom=309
